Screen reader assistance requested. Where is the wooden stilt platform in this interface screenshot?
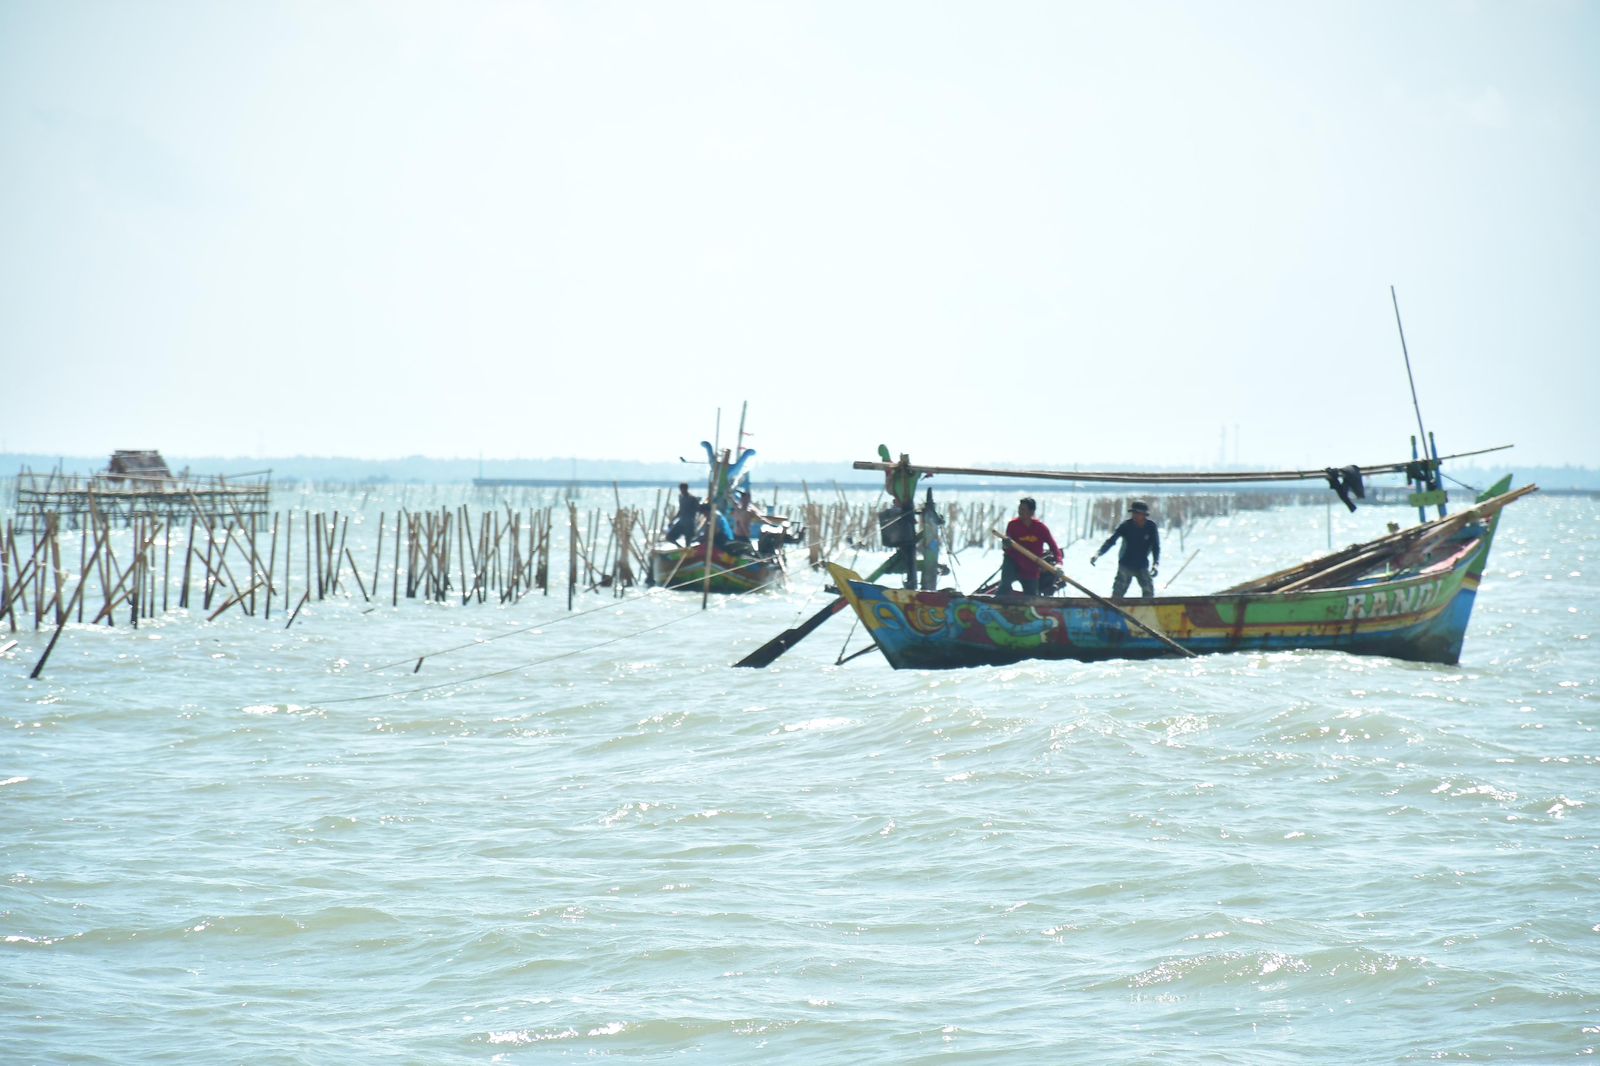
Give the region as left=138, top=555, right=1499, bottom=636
left=12, top=451, right=272, bottom=533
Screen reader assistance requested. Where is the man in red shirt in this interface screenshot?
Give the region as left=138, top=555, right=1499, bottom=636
left=1001, top=497, right=1061, bottom=596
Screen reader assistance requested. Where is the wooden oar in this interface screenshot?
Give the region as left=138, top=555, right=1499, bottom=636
left=732, top=552, right=905, bottom=669
left=732, top=596, right=850, bottom=668
left=991, top=528, right=1197, bottom=658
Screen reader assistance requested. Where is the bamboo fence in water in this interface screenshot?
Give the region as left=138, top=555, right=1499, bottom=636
left=3, top=481, right=1337, bottom=680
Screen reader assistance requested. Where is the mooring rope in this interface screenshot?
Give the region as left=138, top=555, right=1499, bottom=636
left=1442, top=472, right=1484, bottom=495
left=309, top=606, right=713, bottom=706
left=362, top=551, right=787, bottom=674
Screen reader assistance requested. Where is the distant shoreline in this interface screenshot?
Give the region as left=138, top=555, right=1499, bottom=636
left=5, top=452, right=1598, bottom=492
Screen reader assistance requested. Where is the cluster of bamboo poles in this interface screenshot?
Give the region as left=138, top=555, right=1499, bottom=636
left=0, top=501, right=665, bottom=644
left=793, top=497, right=1017, bottom=563
left=3, top=486, right=1339, bottom=665
left=785, top=490, right=1270, bottom=565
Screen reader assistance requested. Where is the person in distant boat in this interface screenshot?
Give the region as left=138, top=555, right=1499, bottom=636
left=694, top=501, right=736, bottom=553
left=731, top=490, right=762, bottom=546
left=1000, top=497, right=1061, bottom=596
left=733, top=489, right=793, bottom=555
left=665, top=482, right=699, bottom=545
left=1091, top=501, right=1160, bottom=598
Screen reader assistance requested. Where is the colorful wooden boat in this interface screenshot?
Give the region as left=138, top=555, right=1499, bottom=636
left=651, top=404, right=798, bottom=596
left=649, top=542, right=785, bottom=595
left=828, top=477, right=1533, bottom=669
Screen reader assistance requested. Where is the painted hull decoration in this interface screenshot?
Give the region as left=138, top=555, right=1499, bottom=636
left=828, top=479, right=1533, bottom=670
left=650, top=542, right=784, bottom=595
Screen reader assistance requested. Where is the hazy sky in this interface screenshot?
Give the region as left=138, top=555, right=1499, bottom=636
left=2, top=0, right=1595, bottom=470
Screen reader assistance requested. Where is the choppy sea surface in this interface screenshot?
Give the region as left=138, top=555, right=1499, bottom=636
left=4, top=486, right=1597, bottom=1064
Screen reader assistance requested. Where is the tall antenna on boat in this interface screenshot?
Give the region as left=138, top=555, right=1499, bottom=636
left=1391, top=285, right=1430, bottom=458
left=1392, top=285, right=1448, bottom=518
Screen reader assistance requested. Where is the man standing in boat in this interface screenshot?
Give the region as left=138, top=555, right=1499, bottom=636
left=1091, top=501, right=1160, bottom=598
left=1001, top=497, right=1061, bottom=596
left=664, top=483, right=699, bottom=545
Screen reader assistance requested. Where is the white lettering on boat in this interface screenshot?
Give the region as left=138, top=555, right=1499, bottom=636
left=1344, top=580, right=1443, bottom=621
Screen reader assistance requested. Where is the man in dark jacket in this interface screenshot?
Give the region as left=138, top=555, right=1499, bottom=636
left=1091, top=501, right=1160, bottom=598
left=664, top=483, right=699, bottom=545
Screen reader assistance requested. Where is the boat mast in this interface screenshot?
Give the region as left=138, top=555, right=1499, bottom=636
left=1391, top=286, right=1446, bottom=519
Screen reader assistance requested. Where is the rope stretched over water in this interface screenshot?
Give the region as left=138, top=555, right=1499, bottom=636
left=308, top=608, right=714, bottom=706
left=293, top=552, right=793, bottom=705
left=362, top=553, right=786, bottom=674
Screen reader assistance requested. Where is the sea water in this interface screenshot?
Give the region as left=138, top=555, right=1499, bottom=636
left=3, top=488, right=1597, bottom=1063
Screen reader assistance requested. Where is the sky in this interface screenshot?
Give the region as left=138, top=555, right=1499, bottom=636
left=1, top=0, right=1596, bottom=471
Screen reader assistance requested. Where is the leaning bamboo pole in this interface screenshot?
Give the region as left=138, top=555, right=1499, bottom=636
left=1, top=521, right=12, bottom=632
left=391, top=511, right=401, bottom=607
left=372, top=511, right=385, bottom=600
left=29, top=523, right=110, bottom=679
left=91, top=521, right=162, bottom=626
left=567, top=502, right=578, bottom=611
left=264, top=513, right=279, bottom=620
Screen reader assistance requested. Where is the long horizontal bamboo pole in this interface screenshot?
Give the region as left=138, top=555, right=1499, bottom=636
left=853, top=444, right=1514, bottom=486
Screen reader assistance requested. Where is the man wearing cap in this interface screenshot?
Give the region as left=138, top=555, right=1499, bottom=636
left=1091, top=501, right=1160, bottom=598
left=1000, top=497, right=1061, bottom=596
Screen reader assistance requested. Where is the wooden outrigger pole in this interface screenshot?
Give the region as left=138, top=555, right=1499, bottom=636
left=850, top=444, right=1512, bottom=486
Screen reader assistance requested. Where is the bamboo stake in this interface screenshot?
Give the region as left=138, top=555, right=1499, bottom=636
left=501, top=510, right=517, bottom=603
left=32, top=522, right=47, bottom=628
left=208, top=576, right=266, bottom=621
left=435, top=510, right=452, bottom=601
left=305, top=511, right=313, bottom=600
left=90, top=522, right=162, bottom=626
left=95, top=518, right=120, bottom=626
left=130, top=517, right=141, bottom=628
left=423, top=510, right=438, bottom=600
left=486, top=512, right=499, bottom=601
left=284, top=511, right=293, bottom=617
left=49, top=514, right=66, bottom=626
left=586, top=508, right=600, bottom=588
left=373, top=511, right=385, bottom=599
left=391, top=511, right=401, bottom=607
left=245, top=515, right=258, bottom=615
left=209, top=485, right=266, bottom=616
left=344, top=547, right=370, bottom=602
left=199, top=510, right=220, bottom=610
left=1, top=520, right=12, bottom=631
left=458, top=506, right=474, bottom=605
left=76, top=514, right=89, bottom=623
left=162, top=516, right=172, bottom=614
left=203, top=517, right=251, bottom=616
left=567, top=502, right=577, bottom=610
left=178, top=516, right=196, bottom=609
left=264, top=512, right=279, bottom=620
left=314, top=514, right=325, bottom=599
left=284, top=590, right=310, bottom=630
left=29, top=523, right=109, bottom=679
left=327, top=513, right=347, bottom=596
left=415, top=512, right=430, bottom=599
left=538, top=507, right=551, bottom=596
left=404, top=512, right=417, bottom=599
